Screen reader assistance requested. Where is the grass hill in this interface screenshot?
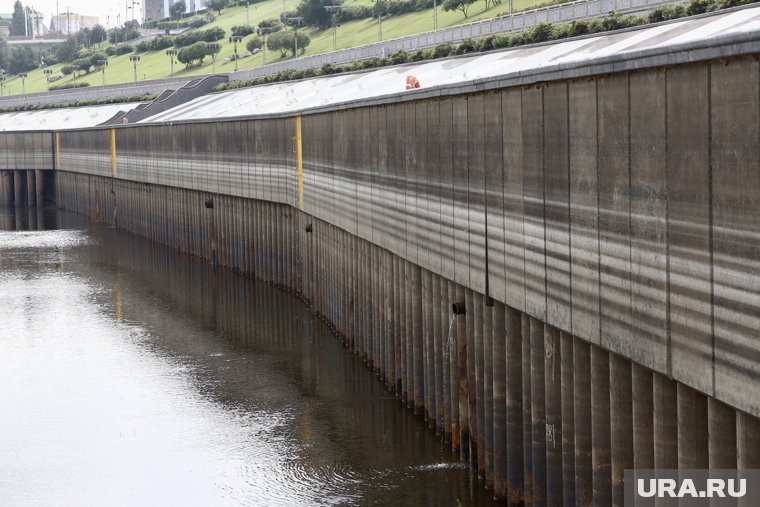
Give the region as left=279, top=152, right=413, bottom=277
left=1, top=0, right=546, bottom=96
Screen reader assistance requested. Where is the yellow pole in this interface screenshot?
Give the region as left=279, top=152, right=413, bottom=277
left=295, top=116, right=303, bottom=210
left=110, top=129, right=117, bottom=177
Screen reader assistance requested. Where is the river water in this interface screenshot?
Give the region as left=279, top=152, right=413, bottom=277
left=0, top=207, right=497, bottom=507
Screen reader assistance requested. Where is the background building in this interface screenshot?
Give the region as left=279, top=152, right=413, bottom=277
left=49, top=14, right=99, bottom=35
left=144, top=0, right=206, bottom=23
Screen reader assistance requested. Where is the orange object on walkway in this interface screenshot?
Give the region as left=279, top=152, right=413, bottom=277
left=406, top=75, right=421, bottom=90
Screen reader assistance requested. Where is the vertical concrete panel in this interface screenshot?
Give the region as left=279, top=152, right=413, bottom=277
left=710, top=58, right=760, bottom=416
left=597, top=74, right=633, bottom=357
left=423, top=269, right=435, bottom=424
left=591, top=346, right=611, bottom=507
left=667, top=65, right=713, bottom=394
left=632, top=363, right=654, bottom=469
left=609, top=354, right=633, bottom=507
left=503, top=89, right=526, bottom=312
left=452, top=97, right=470, bottom=287
left=403, top=104, right=416, bottom=264
left=388, top=104, right=405, bottom=259
left=708, top=398, right=737, bottom=468
left=405, top=261, right=413, bottom=406
left=737, top=411, right=760, bottom=468
left=25, top=173, right=37, bottom=207
left=530, top=316, right=546, bottom=506
left=506, top=306, right=525, bottom=505
left=345, top=111, right=359, bottom=237
left=560, top=332, right=575, bottom=506
left=413, top=264, right=424, bottom=415
left=677, top=383, right=709, bottom=468
left=492, top=302, right=508, bottom=501
left=414, top=102, right=429, bottom=271
left=1, top=171, right=14, bottom=207
left=483, top=302, right=495, bottom=487
left=443, top=278, right=453, bottom=441
left=377, top=109, right=389, bottom=251
left=468, top=289, right=480, bottom=467
left=521, top=313, right=533, bottom=503
left=456, top=283, right=468, bottom=452
left=522, top=88, right=546, bottom=320
left=543, top=82, right=571, bottom=333
left=14, top=170, right=24, bottom=206
left=475, top=292, right=487, bottom=476
left=653, top=373, right=678, bottom=468
left=485, top=93, right=506, bottom=303
left=439, top=100, right=456, bottom=282
left=544, top=326, right=562, bottom=507
left=629, top=69, right=668, bottom=372
left=426, top=99, right=443, bottom=278
left=433, top=272, right=444, bottom=431
left=468, top=95, right=487, bottom=294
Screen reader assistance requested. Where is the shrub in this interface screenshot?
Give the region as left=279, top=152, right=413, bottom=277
left=113, top=45, right=135, bottom=55
left=50, top=82, right=90, bottom=90
left=202, top=27, right=226, bottom=42
left=60, top=65, right=75, bottom=75
left=246, top=37, right=263, bottom=52
left=258, top=18, right=282, bottom=31
left=433, top=43, right=454, bottom=58
left=232, top=25, right=254, bottom=37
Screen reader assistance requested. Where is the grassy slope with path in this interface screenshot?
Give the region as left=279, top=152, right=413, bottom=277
left=2, top=0, right=544, bottom=96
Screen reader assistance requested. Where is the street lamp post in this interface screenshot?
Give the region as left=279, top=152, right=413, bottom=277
left=245, top=0, right=250, bottom=26
left=285, top=17, right=304, bottom=57
left=324, top=5, right=340, bottom=52
left=43, top=69, right=53, bottom=92
left=373, top=0, right=384, bottom=41
left=257, top=26, right=275, bottom=65
left=229, top=35, right=243, bottom=72
left=129, top=54, right=140, bottom=83
left=19, top=73, right=27, bottom=97
left=0, top=72, right=5, bottom=98
left=96, top=59, right=108, bottom=86
left=207, top=43, right=220, bottom=72
left=433, top=0, right=438, bottom=30
left=166, top=49, right=177, bottom=79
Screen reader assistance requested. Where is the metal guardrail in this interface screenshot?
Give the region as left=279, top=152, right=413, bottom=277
left=0, top=0, right=676, bottom=108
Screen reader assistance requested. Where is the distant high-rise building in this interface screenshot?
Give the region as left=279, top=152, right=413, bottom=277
left=49, top=14, right=99, bottom=35
left=144, top=0, right=206, bottom=23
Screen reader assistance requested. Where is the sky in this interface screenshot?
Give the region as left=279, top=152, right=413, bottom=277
left=4, top=0, right=145, bottom=33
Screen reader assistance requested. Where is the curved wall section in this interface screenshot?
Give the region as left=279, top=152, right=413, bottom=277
left=53, top=56, right=760, bottom=421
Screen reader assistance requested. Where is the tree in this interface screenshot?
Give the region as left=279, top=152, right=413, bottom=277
left=0, top=35, right=9, bottom=71
left=296, top=0, right=337, bottom=29
left=11, top=1, right=26, bottom=36
left=442, top=0, right=475, bottom=17
left=246, top=37, right=263, bottom=53
left=55, top=36, right=79, bottom=63
left=8, top=46, right=37, bottom=74
left=90, top=24, right=107, bottom=45
left=207, top=0, right=228, bottom=15
left=267, top=29, right=310, bottom=57
left=170, top=0, right=187, bottom=24
left=177, top=41, right=216, bottom=67
left=77, top=27, right=92, bottom=48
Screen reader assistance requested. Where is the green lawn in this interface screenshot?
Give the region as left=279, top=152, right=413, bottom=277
left=1, top=0, right=545, bottom=96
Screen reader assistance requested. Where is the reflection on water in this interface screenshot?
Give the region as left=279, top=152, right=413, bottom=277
left=0, top=207, right=497, bottom=507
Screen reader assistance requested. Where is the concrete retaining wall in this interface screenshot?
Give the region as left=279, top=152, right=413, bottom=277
left=2, top=49, right=760, bottom=505
left=39, top=55, right=760, bottom=420
left=50, top=168, right=760, bottom=503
